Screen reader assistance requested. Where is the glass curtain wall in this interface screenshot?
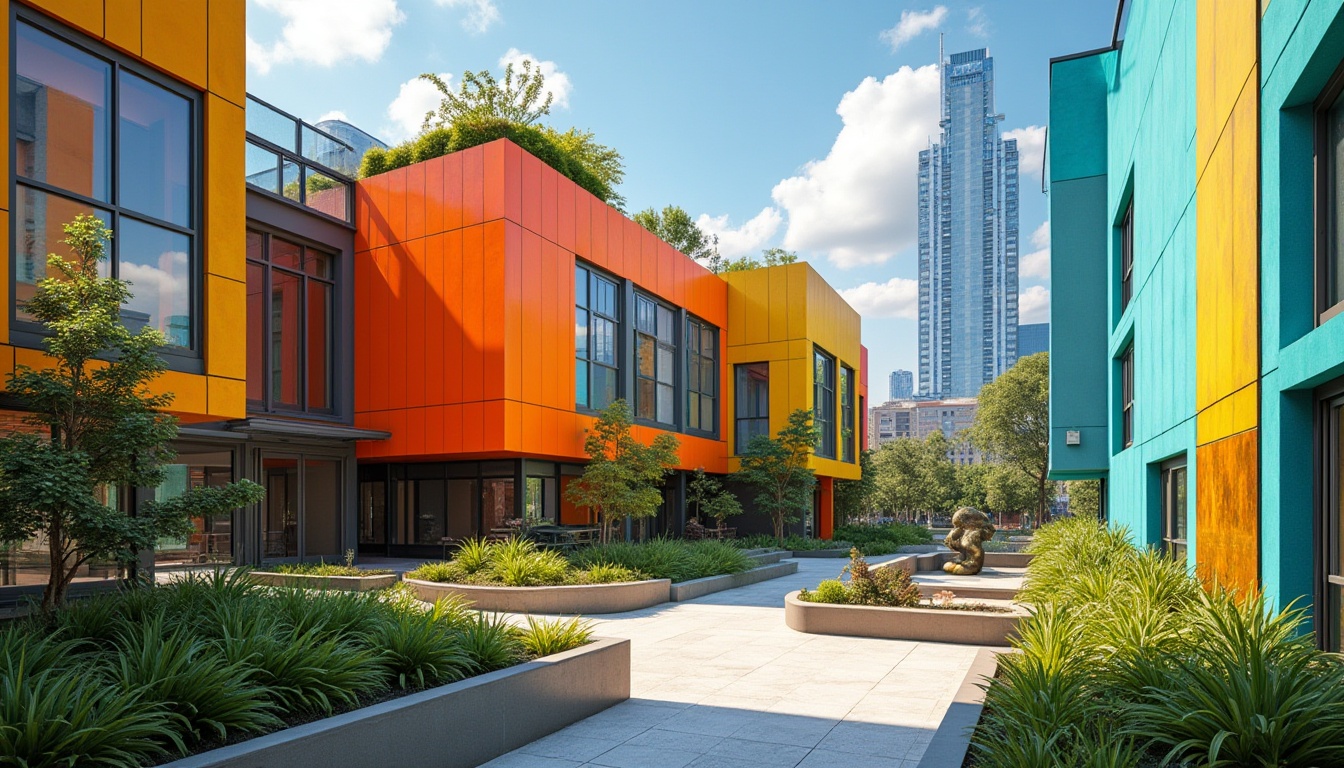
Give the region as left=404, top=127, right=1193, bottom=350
left=155, top=448, right=235, bottom=566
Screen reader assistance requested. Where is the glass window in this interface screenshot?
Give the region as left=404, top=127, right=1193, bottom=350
left=247, top=231, right=338, bottom=415
left=1121, top=344, right=1135, bottom=449
left=841, top=366, right=855, bottom=463
left=13, top=20, right=198, bottom=349
left=1324, top=87, right=1344, bottom=317
left=735, top=363, right=770, bottom=455
left=635, top=295, right=675, bottom=425
left=1120, top=199, right=1134, bottom=312
left=687, top=317, right=717, bottom=434
left=154, top=449, right=235, bottom=566
left=1326, top=399, right=1344, bottom=652
left=1160, top=460, right=1187, bottom=562
left=814, top=348, right=837, bottom=459
left=576, top=265, right=619, bottom=410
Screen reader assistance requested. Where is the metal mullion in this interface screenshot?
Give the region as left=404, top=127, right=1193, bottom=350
left=116, top=208, right=195, bottom=238
left=14, top=177, right=114, bottom=214
left=262, top=237, right=273, bottom=413
left=244, top=134, right=351, bottom=185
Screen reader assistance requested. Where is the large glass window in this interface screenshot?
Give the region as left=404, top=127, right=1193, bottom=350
left=687, top=317, right=717, bottom=434
left=575, top=264, right=619, bottom=411
left=246, top=230, right=335, bottom=414
left=841, top=366, right=855, bottom=463
left=1121, top=344, right=1135, bottom=449
left=1321, top=74, right=1344, bottom=320
left=735, top=363, right=770, bottom=455
left=262, top=454, right=341, bottom=561
left=154, top=449, right=235, bottom=566
left=1325, top=397, right=1344, bottom=652
left=814, top=348, right=837, bottom=459
left=1160, top=459, right=1188, bottom=563
left=1120, top=199, right=1134, bottom=312
left=635, top=294, right=675, bottom=425
left=13, top=19, right=197, bottom=349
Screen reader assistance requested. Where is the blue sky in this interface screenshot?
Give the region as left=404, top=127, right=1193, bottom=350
left=245, top=0, right=1115, bottom=396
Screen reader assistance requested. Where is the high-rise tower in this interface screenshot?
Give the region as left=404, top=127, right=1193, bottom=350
left=918, top=48, right=1019, bottom=398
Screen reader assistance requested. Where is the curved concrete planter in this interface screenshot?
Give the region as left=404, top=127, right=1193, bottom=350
left=247, top=571, right=399, bottom=592
left=160, top=637, right=630, bottom=768
left=789, top=549, right=851, bottom=558
left=669, top=561, right=798, bottom=602
left=405, top=577, right=671, bottom=615
left=783, top=591, right=1026, bottom=647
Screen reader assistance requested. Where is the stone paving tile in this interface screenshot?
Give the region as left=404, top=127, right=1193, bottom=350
left=489, top=557, right=992, bottom=768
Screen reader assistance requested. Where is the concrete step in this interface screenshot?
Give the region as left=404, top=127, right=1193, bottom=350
left=746, top=550, right=788, bottom=565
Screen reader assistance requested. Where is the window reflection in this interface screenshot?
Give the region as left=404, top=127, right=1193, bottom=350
left=118, top=218, right=192, bottom=347
left=154, top=450, right=233, bottom=566
left=118, top=70, right=191, bottom=227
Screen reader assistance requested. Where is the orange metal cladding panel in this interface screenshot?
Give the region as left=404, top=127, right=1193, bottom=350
left=387, top=170, right=408, bottom=245
left=575, top=189, right=593, bottom=262
left=386, top=242, right=408, bottom=411
left=503, top=221, right=523, bottom=401
left=371, top=247, right=392, bottom=413
left=460, top=225, right=486, bottom=403
left=640, top=227, right=659, bottom=294
left=608, top=206, right=626, bottom=276
left=503, top=142, right=523, bottom=223
left=425, top=158, right=444, bottom=236
left=462, top=146, right=485, bottom=227
left=1195, top=429, right=1260, bottom=594
left=354, top=183, right=373, bottom=251
left=541, top=240, right=561, bottom=410
left=406, top=236, right=428, bottom=407
left=443, top=229, right=464, bottom=404
left=424, top=234, right=445, bottom=406
left=461, top=401, right=484, bottom=453
left=483, top=140, right=505, bottom=222
left=405, top=162, right=426, bottom=241
left=541, top=167, right=558, bottom=243
left=590, top=194, right=608, bottom=269
left=520, top=230, right=543, bottom=406
left=483, top=220, right=508, bottom=401
left=443, top=152, right=464, bottom=232
left=557, top=177, right=576, bottom=252
left=622, top=216, right=641, bottom=284
left=818, top=477, right=835, bottom=540
left=521, top=150, right=542, bottom=233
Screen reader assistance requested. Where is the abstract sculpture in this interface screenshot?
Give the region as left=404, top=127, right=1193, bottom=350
left=943, top=506, right=996, bottom=575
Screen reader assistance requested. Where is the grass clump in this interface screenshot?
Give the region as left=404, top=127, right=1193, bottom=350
left=970, top=515, right=1344, bottom=768
left=570, top=538, right=751, bottom=582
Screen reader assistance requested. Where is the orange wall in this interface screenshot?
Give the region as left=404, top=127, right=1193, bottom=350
left=354, top=140, right=731, bottom=471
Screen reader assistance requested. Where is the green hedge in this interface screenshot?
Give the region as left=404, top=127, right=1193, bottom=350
left=359, top=118, right=615, bottom=203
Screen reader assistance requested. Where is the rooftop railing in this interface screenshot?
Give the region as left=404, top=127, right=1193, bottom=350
left=244, top=94, right=355, bottom=223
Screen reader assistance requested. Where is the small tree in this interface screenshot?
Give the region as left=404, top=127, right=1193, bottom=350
left=686, top=467, right=742, bottom=529
left=1067, top=479, right=1102, bottom=517
left=984, top=463, right=1040, bottom=526
left=0, top=217, right=264, bottom=612
left=969, top=352, right=1051, bottom=523
left=733, top=409, right=818, bottom=543
left=421, top=59, right=553, bottom=129
left=565, top=399, right=680, bottom=542
left=633, top=205, right=712, bottom=262
left=833, top=449, right=876, bottom=526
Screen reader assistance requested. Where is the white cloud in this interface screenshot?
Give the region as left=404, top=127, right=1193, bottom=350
left=771, top=64, right=941, bottom=269
left=1019, top=285, right=1051, bottom=324
left=840, top=277, right=919, bottom=319
left=498, top=49, right=572, bottom=110
left=385, top=72, right=451, bottom=141
left=436, top=0, right=500, bottom=34
left=880, top=7, right=947, bottom=51
left=967, top=7, right=990, bottom=38
left=1021, top=220, right=1050, bottom=279
left=696, top=208, right=783, bottom=259
left=247, top=0, right=405, bottom=74
left=315, top=110, right=348, bottom=123
left=1004, top=125, right=1046, bottom=179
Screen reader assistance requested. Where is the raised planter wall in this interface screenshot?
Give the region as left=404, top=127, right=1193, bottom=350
left=405, top=577, right=671, bottom=615
left=669, top=561, right=798, bottom=602
left=161, top=637, right=631, bottom=768
left=783, top=591, right=1024, bottom=647
left=247, top=572, right=400, bottom=592
left=917, top=648, right=1001, bottom=768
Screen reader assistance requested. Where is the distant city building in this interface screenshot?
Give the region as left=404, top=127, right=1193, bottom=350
left=918, top=47, right=1019, bottom=399
left=889, top=369, right=914, bottom=401
left=868, top=398, right=982, bottom=464
left=1017, top=322, right=1049, bottom=358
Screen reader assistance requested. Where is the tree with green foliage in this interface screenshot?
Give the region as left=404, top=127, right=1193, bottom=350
left=565, top=399, right=680, bottom=543
left=955, top=462, right=990, bottom=511
left=1067, top=479, right=1102, bottom=517
left=984, top=463, right=1040, bottom=522
left=968, top=352, right=1052, bottom=523
left=717, top=247, right=802, bottom=274
left=833, top=449, right=876, bottom=526
left=686, top=468, right=743, bottom=528
left=543, top=126, right=626, bottom=210
left=733, top=409, right=818, bottom=543
left=633, top=205, right=712, bottom=262
left=421, top=59, right=553, bottom=129
left=0, top=217, right=265, bottom=612
left=871, top=432, right=959, bottom=524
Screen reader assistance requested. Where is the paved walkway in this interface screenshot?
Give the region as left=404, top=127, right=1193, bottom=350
left=484, top=557, right=987, bottom=768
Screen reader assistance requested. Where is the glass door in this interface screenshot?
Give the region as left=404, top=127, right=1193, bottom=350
left=1160, top=459, right=1188, bottom=563
left=1326, top=399, right=1344, bottom=651
left=261, top=453, right=342, bottom=562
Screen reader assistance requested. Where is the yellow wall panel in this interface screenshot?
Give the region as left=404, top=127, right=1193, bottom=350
left=140, top=0, right=207, bottom=88
left=27, top=0, right=103, bottom=37
left=0, top=345, right=14, bottom=384
left=14, top=346, right=52, bottom=371
left=0, top=212, right=8, bottom=343
left=786, top=266, right=807, bottom=339
left=205, top=275, right=245, bottom=380
left=206, top=375, right=245, bottom=419
left=207, top=0, right=245, bottom=106
left=103, top=0, right=140, bottom=55
left=1197, top=382, right=1258, bottom=446
left=152, top=369, right=207, bottom=414
left=205, top=95, right=246, bottom=282
left=1196, top=0, right=1257, bottom=172
left=767, top=266, right=788, bottom=342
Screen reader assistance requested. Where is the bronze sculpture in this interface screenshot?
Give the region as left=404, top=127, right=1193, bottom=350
left=943, top=507, right=996, bottom=575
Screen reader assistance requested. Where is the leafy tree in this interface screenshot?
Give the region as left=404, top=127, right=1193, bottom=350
left=833, top=449, right=877, bottom=526
left=955, top=463, right=990, bottom=511
left=717, top=247, right=803, bottom=274
left=871, top=432, right=958, bottom=524
left=421, top=59, right=552, bottom=129
left=984, top=463, right=1040, bottom=522
left=733, top=409, right=818, bottom=543
left=1068, top=479, right=1102, bottom=517
left=760, top=247, right=800, bottom=267
left=969, top=352, right=1052, bottom=523
left=632, top=205, right=711, bottom=261
left=685, top=468, right=742, bottom=528
left=0, top=217, right=265, bottom=612
left=565, top=399, right=680, bottom=542
left=543, top=126, right=626, bottom=210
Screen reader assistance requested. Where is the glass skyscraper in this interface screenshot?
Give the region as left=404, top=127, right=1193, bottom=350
left=918, top=48, right=1019, bottom=398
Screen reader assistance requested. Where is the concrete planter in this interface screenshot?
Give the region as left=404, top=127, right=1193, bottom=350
left=669, top=561, right=798, bottom=602
left=247, top=571, right=399, bottom=592
left=160, top=637, right=630, bottom=768
left=789, top=549, right=851, bottom=558
left=917, top=648, right=1002, bottom=768
left=984, top=551, right=1033, bottom=568
left=405, top=577, right=671, bottom=615
left=783, top=591, right=1026, bottom=647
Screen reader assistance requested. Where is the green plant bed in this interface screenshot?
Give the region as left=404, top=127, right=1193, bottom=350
left=968, top=516, right=1344, bottom=768
left=0, top=572, right=591, bottom=766
left=570, top=538, right=751, bottom=583
left=269, top=561, right=393, bottom=577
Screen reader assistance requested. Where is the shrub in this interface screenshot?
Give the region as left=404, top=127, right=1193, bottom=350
left=231, top=625, right=384, bottom=715
left=832, top=522, right=932, bottom=549
left=458, top=614, right=524, bottom=671
left=487, top=538, right=572, bottom=586
left=406, top=560, right=468, bottom=583
left=844, top=549, right=920, bottom=607
left=369, top=610, right=475, bottom=690
left=576, top=563, right=646, bottom=584
left=517, top=617, right=593, bottom=658
left=453, top=538, right=492, bottom=574
left=270, top=560, right=391, bottom=577
left=802, top=579, right=850, bottom=605
left=571, top=538, right=750, bottom=582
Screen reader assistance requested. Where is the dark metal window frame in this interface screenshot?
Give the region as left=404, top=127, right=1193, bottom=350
left=1159, top=456, right=1188, bottom=561
left=1314, top=61, right=1344, bottom=324
left=246, top=228, right=337, bottom=417
left=813, top=346, right=837, bottom=459
left=1317, top=383, right=1344, bottom=651
left=575, top=261, right=620, bottom=413
left=1120, top=198, right=1135, bottom=312
left=840, top=365, right=855, bottom=463
left=1120, top=343, right=1135, bottom=449
left=633, top=291, right=677, bottom=428
left=734, top=362, right=770, bottom=456
left=9, top=8, right=204, bottom=370
left=685, top=314, right=717, bottom=439
left=243, top=94, right=355, bottom=227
